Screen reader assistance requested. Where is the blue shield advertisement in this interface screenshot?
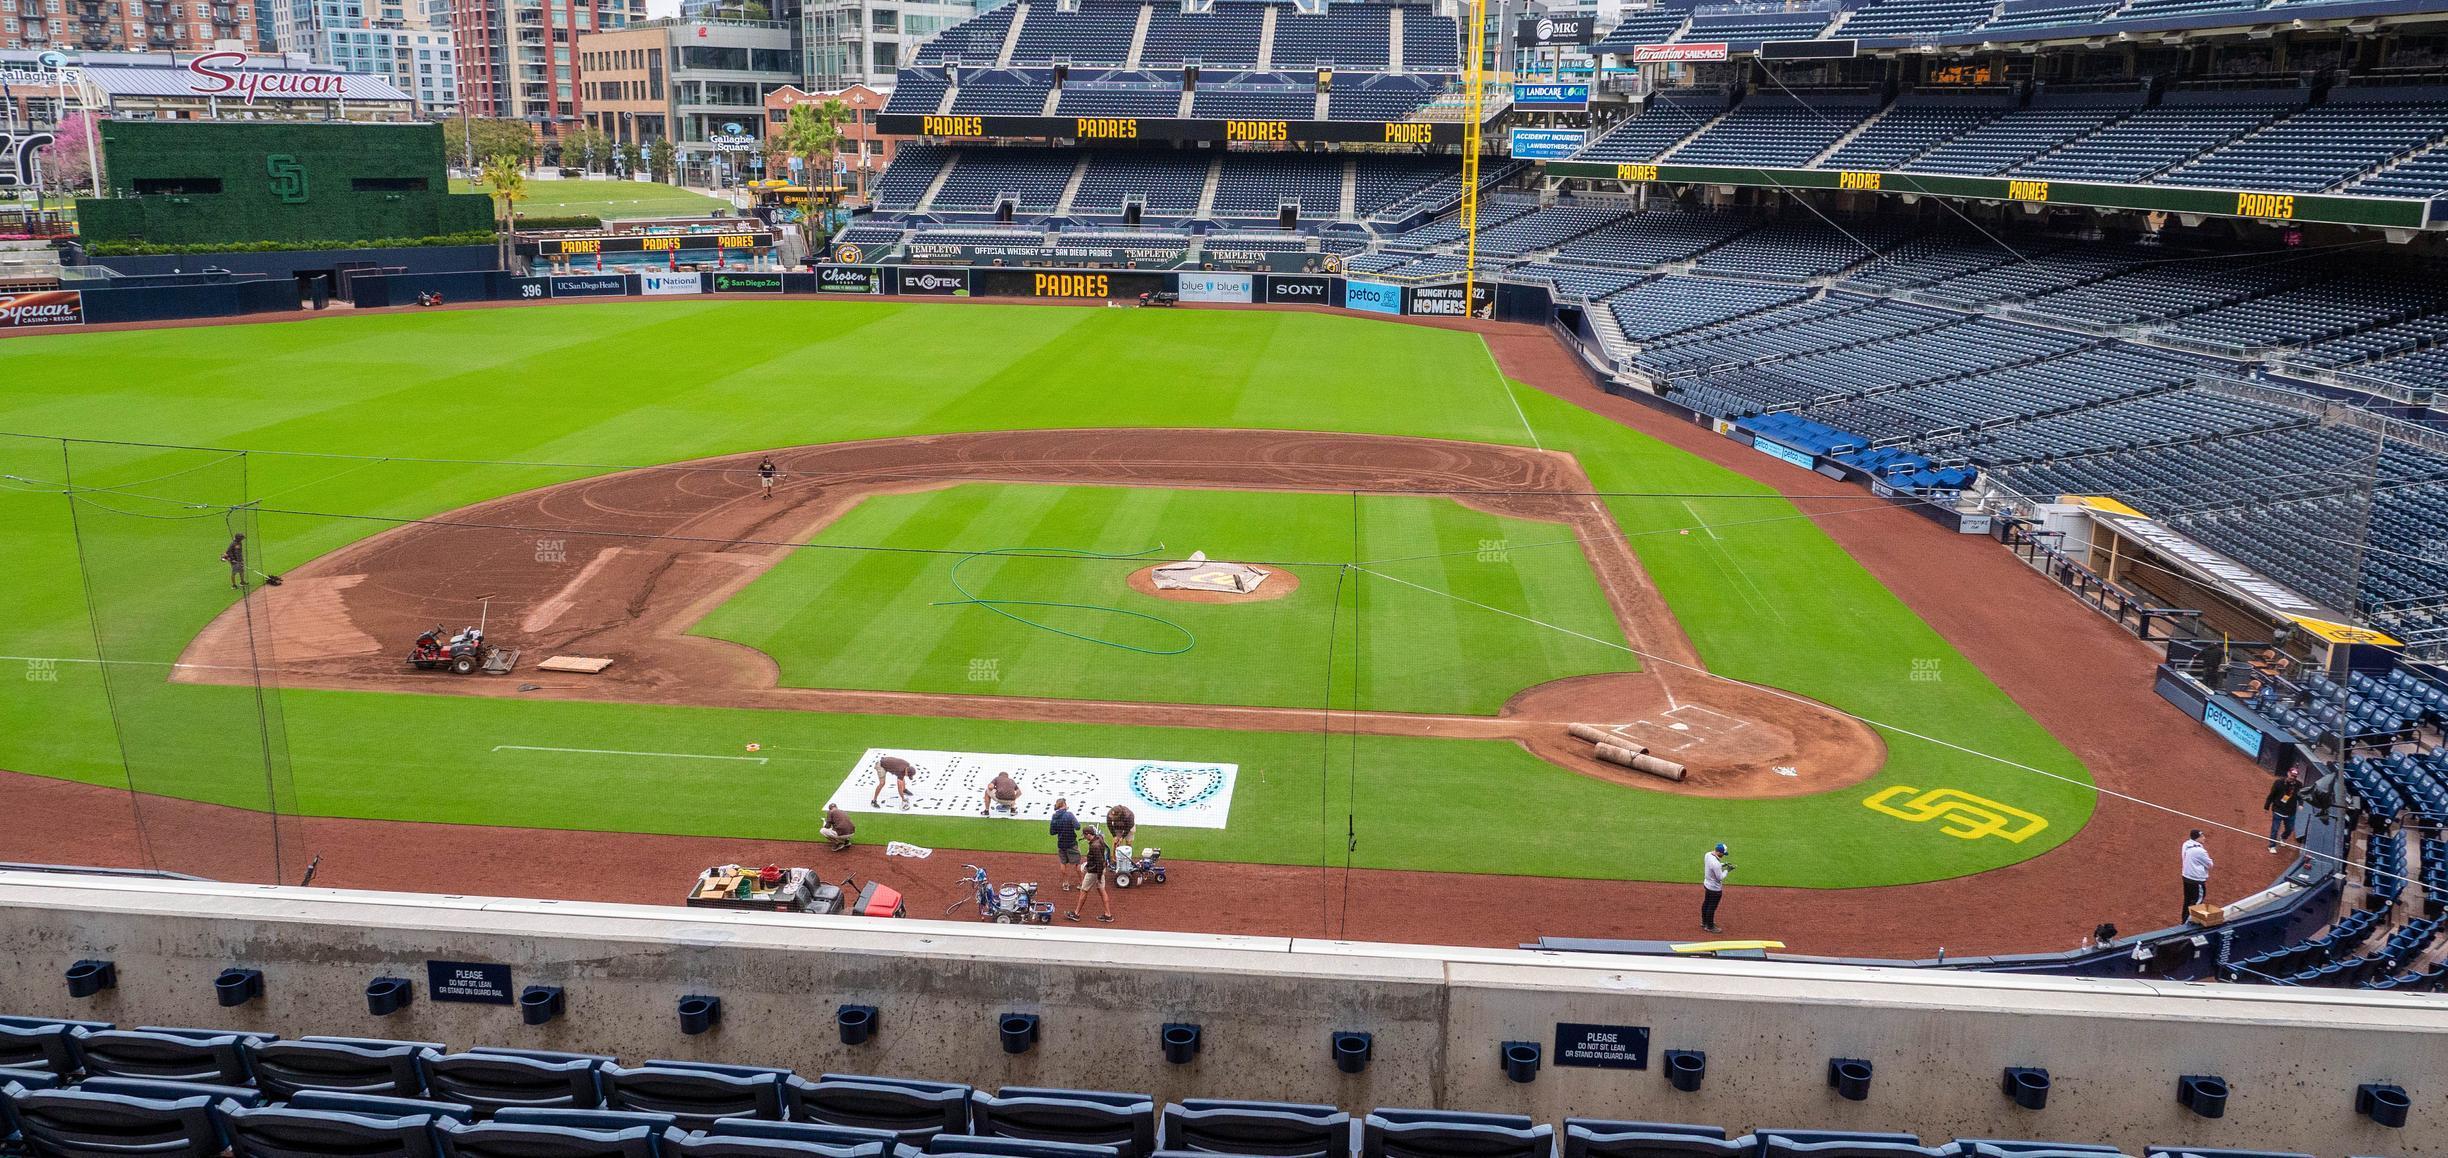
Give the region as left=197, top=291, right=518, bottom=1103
left=1509, top=128, right=1587, bottom=160
left=1343, top=280, right=1403, bottom=315
left=1513, top=83, right=1589, bottom=108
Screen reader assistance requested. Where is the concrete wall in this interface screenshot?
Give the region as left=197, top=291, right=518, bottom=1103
left=0, top=871, right=2440, bottom=1155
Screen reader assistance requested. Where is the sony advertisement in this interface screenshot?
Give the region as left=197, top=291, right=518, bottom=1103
left=1263, top=275, right=1334, bottom=304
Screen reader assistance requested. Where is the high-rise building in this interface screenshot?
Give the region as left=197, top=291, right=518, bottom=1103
left=451, top=0, right=640, bottom=129
left=271, top=0, right=459, bottom=114
left=796, top=0, right=973, bottom=92
left=3, top=0, right=255, bottom=55
left=575, top=16, right=794, bottom=184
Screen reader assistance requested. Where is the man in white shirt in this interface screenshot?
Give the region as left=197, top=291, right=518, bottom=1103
left=2181, top=829, right=2214, bottom=921
left=1701, top=843, right=1731, bottom=933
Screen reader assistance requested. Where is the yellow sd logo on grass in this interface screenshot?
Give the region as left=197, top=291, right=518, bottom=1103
left=1863, top=786, right=2048, bottom=843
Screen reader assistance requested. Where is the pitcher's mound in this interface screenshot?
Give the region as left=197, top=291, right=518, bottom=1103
left=1128, top=564, right=1301, bottom=604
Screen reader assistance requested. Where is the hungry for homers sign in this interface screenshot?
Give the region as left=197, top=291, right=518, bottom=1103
left=833, top=748, right=1238, bottom=828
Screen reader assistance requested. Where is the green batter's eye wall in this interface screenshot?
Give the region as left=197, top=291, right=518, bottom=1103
left=75, top=121, right=495, bottom=248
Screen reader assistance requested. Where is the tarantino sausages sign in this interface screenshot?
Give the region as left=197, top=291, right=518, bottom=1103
left=0, top=290, right=83, bottom=328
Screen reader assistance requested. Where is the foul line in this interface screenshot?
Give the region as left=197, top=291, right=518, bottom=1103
left=491, top=745, right=769, bottom=764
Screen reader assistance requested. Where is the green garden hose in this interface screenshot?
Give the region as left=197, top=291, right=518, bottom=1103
left=934, top=546, right=1196, bottom=655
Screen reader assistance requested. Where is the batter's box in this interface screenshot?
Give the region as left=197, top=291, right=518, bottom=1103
left=1608, top=705, right=1754, bottom=755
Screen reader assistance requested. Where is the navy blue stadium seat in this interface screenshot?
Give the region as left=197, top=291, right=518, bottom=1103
left=1951, top=1143, right=2123, bottom=1156
left=1754, top=1134, right=1922, bottom=1158
left=1361, top=1110, right=1552, bottom=1158
left=1160, top=1099, right=1350, bottom=1158
left=968, top=1090, right=1155, bottom=1158
left=0, top=1018, right=110, bottom=1076
left=419, top=1051, right=606, bottom=1115
left=290, top=1093, right=475, bottom=1122
left=217, top=1102, right=446, bottom=1158
left=77, top=1079, right=261, bottom=1107
left=435, top=1119, right=658, bottom=1158
left=665, top=1129, right=884, bottom=1158
left=598, top=1063, right=785, bottom=1128
left=1762, top=1143, right=1944, bottom=1158
left=930, top=1138, right=1123, bottom=1158
left=74, top=1028, right=266, bottom=1086
left=2, top=1083, right=226, bottom=1158
left=784, top=1075, right=969, bottom=1143
left=245, top=1038, right=438, bottom=1101
left=1564, top=1121, right=1741, bottom=1158
left=674, top=1121, right=892, bottom=1158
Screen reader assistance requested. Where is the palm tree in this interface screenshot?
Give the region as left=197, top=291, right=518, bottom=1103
left=478, top=153, right=528, bottom=265
left=775, top=98, right=852, bottom=241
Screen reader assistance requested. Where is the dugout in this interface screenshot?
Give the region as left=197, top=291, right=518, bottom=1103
left=2034, top=495, right=2399, bottom=667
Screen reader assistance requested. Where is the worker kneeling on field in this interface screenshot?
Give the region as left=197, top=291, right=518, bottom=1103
left=821, top=802, right=855, bottom=853
left=981, top=771, right=1024, bottom=816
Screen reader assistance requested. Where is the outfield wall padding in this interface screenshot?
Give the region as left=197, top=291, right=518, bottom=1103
left=0, top=872, right=2433, bottom=1156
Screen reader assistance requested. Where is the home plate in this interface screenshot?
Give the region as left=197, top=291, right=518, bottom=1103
left=536, top=655, right=614, bottom=674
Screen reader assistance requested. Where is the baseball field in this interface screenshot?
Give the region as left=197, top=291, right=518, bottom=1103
left=0, top=298, right=2234, bottom=952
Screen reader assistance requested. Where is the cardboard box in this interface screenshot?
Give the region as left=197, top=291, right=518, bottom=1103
left=2186, top=902, right=2226, bottom=927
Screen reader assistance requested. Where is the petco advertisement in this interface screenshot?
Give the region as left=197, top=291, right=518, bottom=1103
left=1508, top=128, right=1587, bottom=160
left=640, top=270, right=704, bottom=296
left=835, top=748, right=1238, bottom=828
left=1342, top=279, right=1404, bottom=315
left=1176, top=272, right=1254, bottom=303
left=0, top=290, right=82, bottom=328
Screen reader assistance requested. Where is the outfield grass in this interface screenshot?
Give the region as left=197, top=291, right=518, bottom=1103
left=450, top=177, right=734, bottom=220
left=0, top=302, right=2095, bottom=887
left=694, top=483, right=1631, bottom=714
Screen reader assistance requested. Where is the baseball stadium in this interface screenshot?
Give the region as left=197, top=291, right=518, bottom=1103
left=4, top=1, right=2448, bottom=1151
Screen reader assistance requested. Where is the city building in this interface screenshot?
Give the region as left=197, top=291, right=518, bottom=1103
left=759, top=81, right=900, bottom=200
left=575, top=16, right=794, bottom=186
left=796, top=0, right=973, bottom=92
left=450, top=0, right=641, bottom=130
left=270, top=0, right=458, bottom=115
left=2, top=0, right=255, bottom=55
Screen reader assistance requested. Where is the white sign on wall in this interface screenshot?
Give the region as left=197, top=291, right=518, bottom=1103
left=831, top=748, right=1238, bottom=828
left=640, top=270, right=703, bottom=296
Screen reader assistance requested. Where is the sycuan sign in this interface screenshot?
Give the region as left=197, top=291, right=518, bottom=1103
left=185, top=52, right=350, bottom=103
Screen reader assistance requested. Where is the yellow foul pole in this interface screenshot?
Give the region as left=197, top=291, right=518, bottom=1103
left=1460, top=0, right=1488, bottom=313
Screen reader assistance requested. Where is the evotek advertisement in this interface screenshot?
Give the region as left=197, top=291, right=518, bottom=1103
left=897, top=268, right=972, bottom=296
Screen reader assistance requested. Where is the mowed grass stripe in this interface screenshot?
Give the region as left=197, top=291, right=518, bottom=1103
left=696, top=483, right=1626, bottom=715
